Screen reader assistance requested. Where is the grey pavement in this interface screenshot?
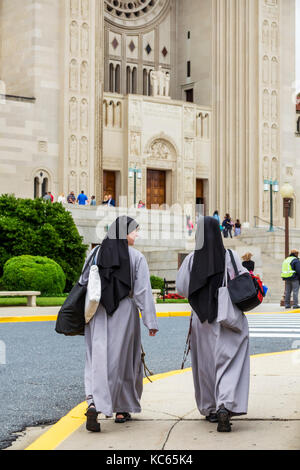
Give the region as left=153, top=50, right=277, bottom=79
left=31, top=351, right=300, bottom=450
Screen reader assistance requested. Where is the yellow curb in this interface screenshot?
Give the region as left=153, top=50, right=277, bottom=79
left=0, top=312, right=191, bottom=324
left=0, top=315, right=58, bottom=323
left=25, top=349, right=298, bottom=451
left=1, top=310, right=299, bottom=324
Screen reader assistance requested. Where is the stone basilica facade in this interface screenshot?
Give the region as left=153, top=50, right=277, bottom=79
left=0, top=0, right=298, bottom=227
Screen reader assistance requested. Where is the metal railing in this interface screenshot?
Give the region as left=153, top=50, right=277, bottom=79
left=254, top=216, right=285, bottom=231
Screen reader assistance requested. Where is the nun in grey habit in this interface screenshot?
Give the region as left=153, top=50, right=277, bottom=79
left=176, top=216, right=250, bottom=432
left=80, top=216, right=158, bottom=432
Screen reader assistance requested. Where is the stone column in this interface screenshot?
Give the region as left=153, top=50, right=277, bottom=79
left=61, top=0, right=104, bottom=202
left=95, top=0, right=104, bottom=204
left=211, top=0, right=260, bottom=224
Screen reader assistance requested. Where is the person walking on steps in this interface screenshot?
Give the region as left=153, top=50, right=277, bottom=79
left=176, top=216, right=250, bottom=433
left=281, top=249, right=300, bottom=309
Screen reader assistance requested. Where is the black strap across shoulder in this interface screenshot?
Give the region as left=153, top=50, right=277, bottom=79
left=228, top=249, right=239, bottom=277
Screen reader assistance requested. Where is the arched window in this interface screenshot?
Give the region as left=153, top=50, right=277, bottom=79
left=115, top=64, right=120, bottom=93
left=132, top=67, right=137, bottom=94
left=143, top=69, right=148, bottom=96
left=42, top=178, right=48, bottom=197
left=33, top=170, right=50, bottom=199
left=297, top=116, right=300, bottom=134
left=109, top=63, right=114, bottom=93
left=126, top=66, right=131, bottom=94
left=34, top=177, right=40, bottom=199
left=148, top=69, right=153, bottom=96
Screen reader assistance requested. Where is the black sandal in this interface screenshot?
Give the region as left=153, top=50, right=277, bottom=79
left=85, top=404, right=101, bottom=432
left=115, top=412, right=132, bottom=424
left=205, top=413, right=218, bottom=423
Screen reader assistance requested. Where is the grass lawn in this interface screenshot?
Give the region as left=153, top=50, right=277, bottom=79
left=0, top=296, right=67, bottom=307
left=156, top=299, right=189, bottom=304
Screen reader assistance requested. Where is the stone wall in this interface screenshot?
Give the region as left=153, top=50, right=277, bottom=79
left=0, top=0, right=63, bottom=198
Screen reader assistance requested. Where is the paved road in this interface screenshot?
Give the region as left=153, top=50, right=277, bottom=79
left=0, top=313, right=300, bottom=449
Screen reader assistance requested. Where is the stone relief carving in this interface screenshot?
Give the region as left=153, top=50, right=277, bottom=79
left=184, top=168, right=194, bottom=188
left=265, top=0, right=277, bottom=6
left=69, top=135, right=78, bottom=165
left=130, top=133, right=140, bottom=156
left=271, top=157, right=278, bottom=180
left=80, top=136, right=88, bottom=167
left=80, top=61, right=89, bottom=92
left=69, top=97, right=78, bottom=131
left=81, top=0, right=89, bottom=19
left=80, top=172, right=88, bottom=194
left=129, top=101, right=142, bottom=128
left=80, top=99, right=88, bottom=130
left=184, top=107, right=195, bottom=134
left=70, top=21, right=79, bottom=55
left=150, top=67, right=170, bottom=98
left=150, top=140, right=171, bottom=160
left=271, top=91, right=278, bottom=120
left=185, top=140, right=194, bottom=161
left=286, top=166, right=294, bottom=177
left=271, top=124, right=278, bottom=153
left=263, top=123, right=269, bottom=153
left=66, top=0, right=91, bottom=196
left=271, top=57, right=278, bottom=86
left=263, top=89, right=269, bottom=120
left=71, top=0, right=79, bottom=17
left=81, top=23, right=89, bottom=57
left=262, top=56, right=269, bottom=84
left=70, top=59, right=79, bottom=90
left=262, top=20, right=269, bottom=50
left=69, top=171, right=77, bottom=194
left=271, top=23, right=278, bottom=52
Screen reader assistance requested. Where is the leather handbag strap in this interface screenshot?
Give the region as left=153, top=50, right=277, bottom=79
left=228, top=249, right=240, bottom=277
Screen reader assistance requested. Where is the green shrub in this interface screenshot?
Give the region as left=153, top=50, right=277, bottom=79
left=1, top=255, right=66, bottom=295
left=0, top=194, right=87, bottom=291
left=150, top=275, right=164, bottom=291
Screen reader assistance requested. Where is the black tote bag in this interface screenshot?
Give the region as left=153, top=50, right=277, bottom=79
left=55, top=248, right=98, bottom=336
left=55, top=281, right=87, bottom=336
left=227, top=249, right=261, bottom=312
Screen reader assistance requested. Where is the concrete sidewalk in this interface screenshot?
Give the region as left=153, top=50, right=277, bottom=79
left=16, top=350, right=300, bottom=450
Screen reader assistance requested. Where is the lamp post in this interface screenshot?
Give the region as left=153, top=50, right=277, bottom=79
left=279, top=182, right=295, bottom=307
left=264, top=178, right=279, bottom=232
left=128, top=166, right=142, bottom=208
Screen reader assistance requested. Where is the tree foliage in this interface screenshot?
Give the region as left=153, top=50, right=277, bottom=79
left=0, top=195, right=87, bottom=291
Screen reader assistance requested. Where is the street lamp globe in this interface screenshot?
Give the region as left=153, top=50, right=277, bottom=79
left=280, top=182, right=294, bottom=199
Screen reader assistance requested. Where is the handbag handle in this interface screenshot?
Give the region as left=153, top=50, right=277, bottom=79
left=82, top=245, right=101, bottom=276
left=222, top=251, right=230, bottom=288
left=228, top=249, right=240, bottom=277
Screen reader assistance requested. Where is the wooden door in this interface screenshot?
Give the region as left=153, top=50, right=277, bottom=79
left=147, top=170, right=166, bottom=209
left=103, top=171, right=116, bottom=201
left=196, top=179, right=206, bottom=215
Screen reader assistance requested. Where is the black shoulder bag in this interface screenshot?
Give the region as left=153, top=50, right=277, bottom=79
left=227, top=249, right=262, bottom=312
left=55, top=248, right=100, bottom=336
